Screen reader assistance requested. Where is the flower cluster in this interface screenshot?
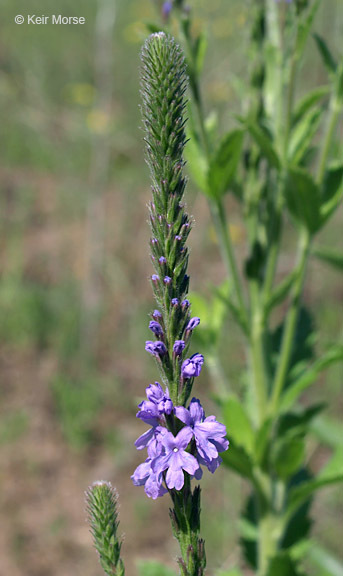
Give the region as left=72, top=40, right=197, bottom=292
left=132, top=384, right=229, bottom=498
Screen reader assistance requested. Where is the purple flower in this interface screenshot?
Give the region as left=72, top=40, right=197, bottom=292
left=175, top=235, right=182, bottom=241
left=151, top=238, right=158, bottom=245
left=175, top=399, right=229, bottom=474
left=131, top=440, right=168, bottom=499
left=186, top=317, right=200, bottom=331
left=171, top=298, right=179, bottom=307
left=159, top=256, right=167, bottom=265
left=145, top=340, right=167, bottom=357
left=162, top=1, right=173, bottom=20
left=152, top=309, right=162, bottom=320
left=173, top=340, right=185, bottom=356
left=151, top=274, right=159, bottom=282
left=181, top=299, right=190, bottom=309
left=164, top=276, right=172, bottom=285
left=137, top=382, right=174, bottom=424
left=181, top=353, right=204, bottom=378
left=152, top=428, right=199, bottom=490
left=149, top=320, right=164, bottom=337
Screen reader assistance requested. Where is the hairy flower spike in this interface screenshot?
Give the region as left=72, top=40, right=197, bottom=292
left=86, top=482, right=125, bottom=576
left=141, top=32, right=196, bottom=402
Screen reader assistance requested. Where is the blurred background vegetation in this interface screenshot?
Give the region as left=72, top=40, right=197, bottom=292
left=0, top=0, right=342, bottom=574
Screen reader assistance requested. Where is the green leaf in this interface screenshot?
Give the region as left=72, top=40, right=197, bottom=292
left=272, top=437, right=305, bottom=479
left=208, top=130, right=244, bottom=199
left=246, top=122, right=281, bottom=169
left=287, top=449, right=343, bottom=517
left=307, top=542, right=343, bottom=576
left=292, top=85, right=330, bottom=125
left=194, top=31, right=208, bottom=76
left=312, top=246, right=343, bottom=271
left=288, top=107, right=322, bottom=165
left=277, top=403, right=325, bottom=436
left=320, top=164, right=343, bottom=225
left=280, top=345, right=343, bottom=411
left=138, top=561, right=176, bottom=576
left=313, top=33, right=337, bottom=74
left=254, top=419, right=272, bottom=468
left=266, top=552, right=304, bottom=576
left=222, top=396, right=254, bottom=454
left=285, top=167, right=321, bottom=233
left=185, top=127, right=208, bottom=193
left=295, top=0, right=321, bottom=61
left=310, top=415, right=343, bottom=449
left=266, top=269, right=298, bottom=312
left=221, top=441, right=253, bottom=480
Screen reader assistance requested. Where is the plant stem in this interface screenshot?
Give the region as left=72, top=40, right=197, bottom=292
left=250, top=280, right=268, bottom=425
left=270, top=228, right=310, bottom=413
left=317, top=96, right=341, bottom=185
left=211, top=199, right=248, bottom=327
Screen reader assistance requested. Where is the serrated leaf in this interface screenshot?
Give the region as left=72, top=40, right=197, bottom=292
left=312, top=246, right=343, bottom=271
left=138, top=561, right=176, bottom=576
left=288, top=107, right=322, bottom=165
left=313, top=33, right=337, bottom=75
left=280, top=345, right=343, bottom=411
left=246, top=122, right=281, bottom=169
left=292, top=86, right=330, bottom=125
left=208, top=130, right=244, bottom=199
left=222, top=396, right=254, bottom=454
left=285, top=167, right=321, bottom=233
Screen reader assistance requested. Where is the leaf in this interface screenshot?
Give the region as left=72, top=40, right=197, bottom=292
left=313, top=34, right=337, bottom=75
left=138, top=561, right=176, bottom=576
left=246, top=122, right=281, bottom=169
left=288, top=107, right=322, bottom=165
left=292, top=85, right=330, bottom=125
left=307, top=542, right=343, bottom=576
left=194, top=31, right=208, bottom=76
left=266, top=269, right=298, bottom=312
left=222, top=396, right=254, bottom=454
left=272, top=437, right=305, bottom=479
left=185, top=128, right=208, bottom=192
left=277, top=403, right=326, bottom=437
left=254, top=419, right=272, bottom=469
left=320, top=164, right=343, bottom=225
left=221, top=441, right=253, bottom=480
left=287, top=449, right=343, bottom=517
left=208, top=130, right=244, bottom=199
left=295, top=0, right=321, bottom=61
left=310, top=415, right=343, bottom=449
left=266, top=552, right=305, bottom=576
left=312, top=246, right=343, bottom=271
left=280, top=345, right=343, bottom=411
left=284, top=167, right=321, bottom=233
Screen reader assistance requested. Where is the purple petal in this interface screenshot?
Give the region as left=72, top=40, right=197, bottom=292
left=135, top=427, right=156, bottom=450
left=174, top=406, right=192, bottom=426
left=188, top=398, right=205, bottom=424
left=166, top=467, right=184, bottom=490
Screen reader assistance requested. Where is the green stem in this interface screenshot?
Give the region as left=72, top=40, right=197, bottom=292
left=249, top=280, right=268, bottom=425
left=317, top=96, right=341, bottom=185
left=211, top=199, right=248, bottom=327
left=270, top=228, right=311, bottom=413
